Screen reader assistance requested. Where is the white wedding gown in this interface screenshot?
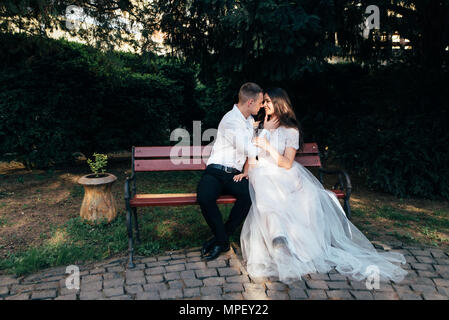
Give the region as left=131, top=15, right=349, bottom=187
left=240, top=126, right=408, bottom=284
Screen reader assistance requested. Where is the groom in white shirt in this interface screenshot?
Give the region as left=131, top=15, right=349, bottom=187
left=197, top=82, right=277, bottom=261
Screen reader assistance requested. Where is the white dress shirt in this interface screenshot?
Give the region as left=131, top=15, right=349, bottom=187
left=207, top=104, right=268, bottom=172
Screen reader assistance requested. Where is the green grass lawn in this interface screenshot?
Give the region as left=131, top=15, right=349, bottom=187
left=1, top=169, right=448, bottom=276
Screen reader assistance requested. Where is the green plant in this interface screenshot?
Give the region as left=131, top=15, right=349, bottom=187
left=86, top=153, right=108, bottom=177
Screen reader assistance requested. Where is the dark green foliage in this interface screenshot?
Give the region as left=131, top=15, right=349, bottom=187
left=0, top=32, right=198, bottom=168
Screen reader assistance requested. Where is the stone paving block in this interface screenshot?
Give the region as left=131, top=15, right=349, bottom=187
left=434, top=265, right=449, bottom=274
left=350, top=290, right=374, bottom=300
left=136, top=291, right=161, bottom=300
left=306, top=280, right=329, bottom=290
left=196, top=269, right=218, bottom=279
left=165, top=264, right=186, bottom=272
left=287, top=280, right=307, bottom=289
left=80, top=291, right=103, bottom=300
left=126, top=270, right=144, bottom=278
left=81, top=281, right=102, bottom=291
left=329, top=274, right=348, bottom=281
left=430, top=250, right=447, bottom=259
left=34, top=281, right=59, bottom=291
left=180, top=270, right=196, bottom=280
left=55, top=294, right=78, bottom=300
left=103, top=278, right=124, bottom=288
left=306, top=289, right=327, bottom=300
left=158, top=255, right=171, bottom=261
left=411, top=263, right=434, bottom=271
left=146, top=275, right=165, bottom=283
left=184, top=278, right=203, bottom=288
left=90, top=268, right=105, bottom=275
left=187, top=251, right=201, bottom=257
left=107, top=266, right=124, bottom=273
left=10, top=284, right=35, bottom=295
left=141, top=257, right=157, bottom=264
left=164, top=272, right=181, bottom=281
left=397, top=291, right=423, bottom=300
left=160, top=288, right=183, bottom=300
left=244, top=283, right=266, bottom=290
left=186, top=262, right=207, bottom=270
left=0, top=276, right=20, bottom=287
left=266, top=282, right=288, bottom=291
left=104, top=287, right=125, bottom=297
left=143, top=283, right=168, bottom=292
left=243, top=289, right=269, bottom=300
left=436, top=286, right=449, bottom=297
left=410, top=284, right=438, bottom=294
left=183, top=287, right=201, bottom=298
left=327, top=290, right=353, bottom=300
left=201, top=295, right=223, bottom=300
left=0, top=286, right=9, bottom=297
left=103, top=272, right=122, bottom=280
left=416, top=256, right=436, bottom=264
left=218, top=267, right=241, bottom=277
left=203, top=277, right=226, bottom=286
left=222, top=293, right=244, bottom=300
left=326, top=281, right=352, bottom=290
left=187, top=257, right=202, bottom=263
left=410, top=250, right=432, bottom=257
left=223, top=283, right=244, bottom=293
left=168, top=280, right=184, bottom=289
left=60, top=287, right=80, bottom=296
left=145, top=266, right=165, bottom=275
left=417, top=271, right=440, bottom=278
left=436, top=258, right=449, bottom=265
left=5, top=293, right=31, bottom=300
left=207, top=260, right=227, bottom=268
left=309, top=273, right=330, bottom=280
left=31, top=290, right=57, bottom=300
left=226, top=275, right=250, bottom=283
left=201, top=286, right=222, bottom=296
left=109, top=295, right=132, bottom=300
left=266, top=290, right=290, bottom=300
left=288, top=288, right=308, bottom=300
left=422, top=293, right=448, bottom=300
left=125, top=284, right=144, bottom=294
left=373, top=291, right=399, bottom=300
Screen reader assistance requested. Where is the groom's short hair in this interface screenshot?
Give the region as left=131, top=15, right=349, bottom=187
left=238, top=82, right=263, bottom=103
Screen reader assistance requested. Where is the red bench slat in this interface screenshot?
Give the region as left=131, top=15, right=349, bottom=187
left=134, top=142, right=319, bottom=158
left=129, top=190, right=345, bottom=207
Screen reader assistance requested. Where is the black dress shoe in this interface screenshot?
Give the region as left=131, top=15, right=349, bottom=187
left=204, top=243, right=231, bottom=261
left=201, top=237, right=217, bottom=257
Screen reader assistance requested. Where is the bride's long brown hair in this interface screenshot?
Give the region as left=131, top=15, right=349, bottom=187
left=263, top=87, right=305, bottom=152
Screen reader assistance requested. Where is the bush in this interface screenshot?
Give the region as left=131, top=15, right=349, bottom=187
left=0, top=32, right=198, bottom=168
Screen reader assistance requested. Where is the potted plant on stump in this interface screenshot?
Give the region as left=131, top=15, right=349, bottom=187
left=77, top=153, right=117, bottom=223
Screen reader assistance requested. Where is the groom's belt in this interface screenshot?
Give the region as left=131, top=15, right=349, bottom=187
left=207, top=164, right=241, bottom=174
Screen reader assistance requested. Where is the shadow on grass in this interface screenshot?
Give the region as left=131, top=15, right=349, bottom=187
left=0, top=204, right=235, bottom=276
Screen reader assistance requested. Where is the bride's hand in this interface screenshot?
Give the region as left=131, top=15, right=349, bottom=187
left=263, top=114, right=279, bottom=131
left=253, top=136, right=269, bottom=150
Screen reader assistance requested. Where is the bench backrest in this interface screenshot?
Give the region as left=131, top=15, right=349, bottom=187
left=132, top=143, right=321, bottom=172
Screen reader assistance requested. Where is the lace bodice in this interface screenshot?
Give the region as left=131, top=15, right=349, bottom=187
left=257, top=126, right=299, bottom=166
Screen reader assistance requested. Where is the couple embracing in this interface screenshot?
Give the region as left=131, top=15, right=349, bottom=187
left=197, top=83, right=407, bottom=284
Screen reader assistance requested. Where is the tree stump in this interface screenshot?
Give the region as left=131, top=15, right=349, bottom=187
left=77, top=173, right=118, bottom=223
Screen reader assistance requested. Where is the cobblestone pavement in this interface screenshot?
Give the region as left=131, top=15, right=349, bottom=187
left=1, top=241, right=449, bottom=300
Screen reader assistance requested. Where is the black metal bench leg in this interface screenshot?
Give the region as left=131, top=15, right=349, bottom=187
left=132, top=207, right=140, bottom=244
left=344, top=199, right=351, bottom=220
left=126, top=208, right=136, bottom=269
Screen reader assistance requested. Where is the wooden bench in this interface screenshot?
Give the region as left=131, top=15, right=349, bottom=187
left=124, top=143, right=352, bottom=268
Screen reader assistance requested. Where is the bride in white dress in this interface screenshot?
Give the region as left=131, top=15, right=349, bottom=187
left=238, top=88, right=408, bottom=284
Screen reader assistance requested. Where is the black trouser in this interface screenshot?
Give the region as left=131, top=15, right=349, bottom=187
left=197, top=165, right=252, bottom=246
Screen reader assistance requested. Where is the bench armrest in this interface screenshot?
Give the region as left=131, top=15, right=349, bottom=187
left=318, top=167, right=352, bottom=200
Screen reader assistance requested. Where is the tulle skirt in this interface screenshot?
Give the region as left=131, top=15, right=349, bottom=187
left=240, top=160, right=408, bottom=284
